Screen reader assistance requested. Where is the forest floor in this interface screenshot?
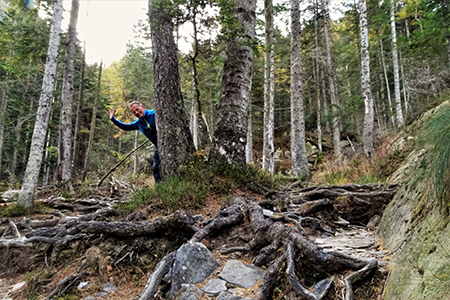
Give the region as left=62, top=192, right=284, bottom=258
left=0, top=177, right=399, bottom=300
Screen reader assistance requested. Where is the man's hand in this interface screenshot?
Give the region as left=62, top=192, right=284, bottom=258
left=109, top=108, right=115, bottom=119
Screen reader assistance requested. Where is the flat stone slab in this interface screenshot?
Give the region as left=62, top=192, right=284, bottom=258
left=201, top=278, right=227, bottom=295
left=219, top=260, right=265, bottom=288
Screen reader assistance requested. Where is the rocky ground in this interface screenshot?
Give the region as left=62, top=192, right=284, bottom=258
left=0, top=179, right=398, bottom=300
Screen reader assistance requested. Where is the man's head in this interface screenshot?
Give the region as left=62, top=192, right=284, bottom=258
left=130, top=101, right=145, bottom=118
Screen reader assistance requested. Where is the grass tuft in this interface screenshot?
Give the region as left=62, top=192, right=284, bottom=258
left=0, top=203, right=48, bottom=217
left=116, top=152, right=280, bottom=215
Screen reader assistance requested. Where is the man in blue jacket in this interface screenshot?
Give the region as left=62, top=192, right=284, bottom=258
left=110, top=101, right=161, bottom=183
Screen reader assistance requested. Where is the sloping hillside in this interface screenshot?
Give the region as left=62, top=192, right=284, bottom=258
left=378, top=101, right=450, bottom=299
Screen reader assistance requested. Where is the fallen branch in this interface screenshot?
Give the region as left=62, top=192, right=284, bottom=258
left=97, top=139, right=150, bottom=187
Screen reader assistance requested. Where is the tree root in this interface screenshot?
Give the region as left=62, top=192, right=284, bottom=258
left=45, top=270, right=87, bottom=300
left=139, top=251, right=176, bottom=300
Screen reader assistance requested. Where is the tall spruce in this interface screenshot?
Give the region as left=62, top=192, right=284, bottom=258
left=148, top=0, right=195, bottom=179
left=359, top=0, right=374, bottom=158
left=290, top=0, right=310, bottom=179
left=18, top=0, right=64, bottom=208
left=209, top=0, right=257, bottom=164
left=262, top=0, right=275, bottom=174
left=58, top=0, right=79, bottom=183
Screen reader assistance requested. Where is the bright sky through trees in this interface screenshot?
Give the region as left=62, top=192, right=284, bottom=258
left=58, top=0, right=344, bottom=67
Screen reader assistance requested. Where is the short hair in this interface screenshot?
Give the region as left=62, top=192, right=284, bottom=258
left=129, top=101, right=143, bottom=108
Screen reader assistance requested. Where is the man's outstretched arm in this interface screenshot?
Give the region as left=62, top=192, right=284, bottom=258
left=110, top=108, right=139, bottom=131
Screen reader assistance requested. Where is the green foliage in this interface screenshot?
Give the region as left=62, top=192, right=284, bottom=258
left=0, top=203, right=48, bottom=217
left=419, top=107, right=450, bottom=208
left=116, top=153, right=278, bottom=215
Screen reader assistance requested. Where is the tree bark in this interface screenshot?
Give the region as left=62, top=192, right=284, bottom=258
left=0, top=82, right=8, bottom=172
left=390, top=0, right=404, bottom=127
left=320, top=0, right=341, bottom=158
left=291, top=0, right=311, bottom=179
left=359, top=0, right=374, bottom=159
left=263, top=0, right=275, bottom=174
left=18, top=0, right=64, bottom=208
left=379, top=33, right=395, bottom=127
left=82, top=63, right=102, bottom=182
left=209, top=0, right=257, bottom=165
left=148, top=0, right=195, bottom=180
left=246, top=105, right=254, bottom=164
left=58, top=0, right=79, bottom=183
left=72, top=47, right=85, bottom=178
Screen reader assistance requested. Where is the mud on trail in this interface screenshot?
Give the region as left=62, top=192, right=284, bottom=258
left=0, top=181, right=398, bottom=300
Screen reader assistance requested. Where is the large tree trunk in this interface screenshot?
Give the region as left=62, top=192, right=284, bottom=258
left=320, top=0, right=341, bottom=158
left=82, top=63, right=102, bottom=182
left=263, top=0, right=275, bottom=174
left=359, top=0, right=374, bottom=159
left=290, top=0, right=310, bottom=179
left=18, top=0, right=64, bottom=208
left=58, top=0, right=79, bottom=183
left=390, top=0, right=404, bottom=127
left=209, top=0, right=257, bottom=165
left=148, top=0, right=195, bottom=180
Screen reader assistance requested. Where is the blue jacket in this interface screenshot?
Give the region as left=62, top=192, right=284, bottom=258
left=111, top=109, right=158, bottom=147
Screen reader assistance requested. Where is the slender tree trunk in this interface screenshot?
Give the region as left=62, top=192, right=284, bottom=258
left=399, top=50, right=409, bottom=117
left=72, top=47, right=85, bottom=178
left=82, top=63, right=102, bottom=182
left=133, top=130, right=138, bottom=175
left=313, top=4, right=322, bottom=153
left=10, top=118, right=28, bottom=187
left=290, top=0, right=310, bottom=179
left=359, top=0, right=374, bottom=159
left=379, top=33, right=395, bottom=128
left=191, top=7, right=203, bottom=150
left=209, top=0, right=257, bottom=165
left=149, top=0, right=195, bottom=179
left=58, top=0, right=79, bottom=183
left=390, top=0, right=404, bottom=127
left=320, top=0, right=341, bottom=157
left=18, top=0, right=64, bottom=208
left=263, top=0, right=275, bottom=174
left=0, top=84, right=8, bottom=172
left=43, top=130, right=51, bottom=187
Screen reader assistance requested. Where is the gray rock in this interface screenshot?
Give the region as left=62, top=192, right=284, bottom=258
left=312, top=277, right=333, bottom=299
left=167, top=242, right=219, bottom=297
left=216, top=291, right=249, bottom=300
left=216, top=291, right=234, bottom=300
left=219, top=260, right=265, bottom=288
left=97, top=292, right=108, bottom=298
left=1, top=190, right=20, bottom=202
left=201, top=278, right=227, bottom=295
left=83, top=297, right=97, bottom=300
left=174, top=284, right=204, bottom=300
left=103, top=284, right=116, bottom=292
left=78, top=281, right=90, bottom=290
